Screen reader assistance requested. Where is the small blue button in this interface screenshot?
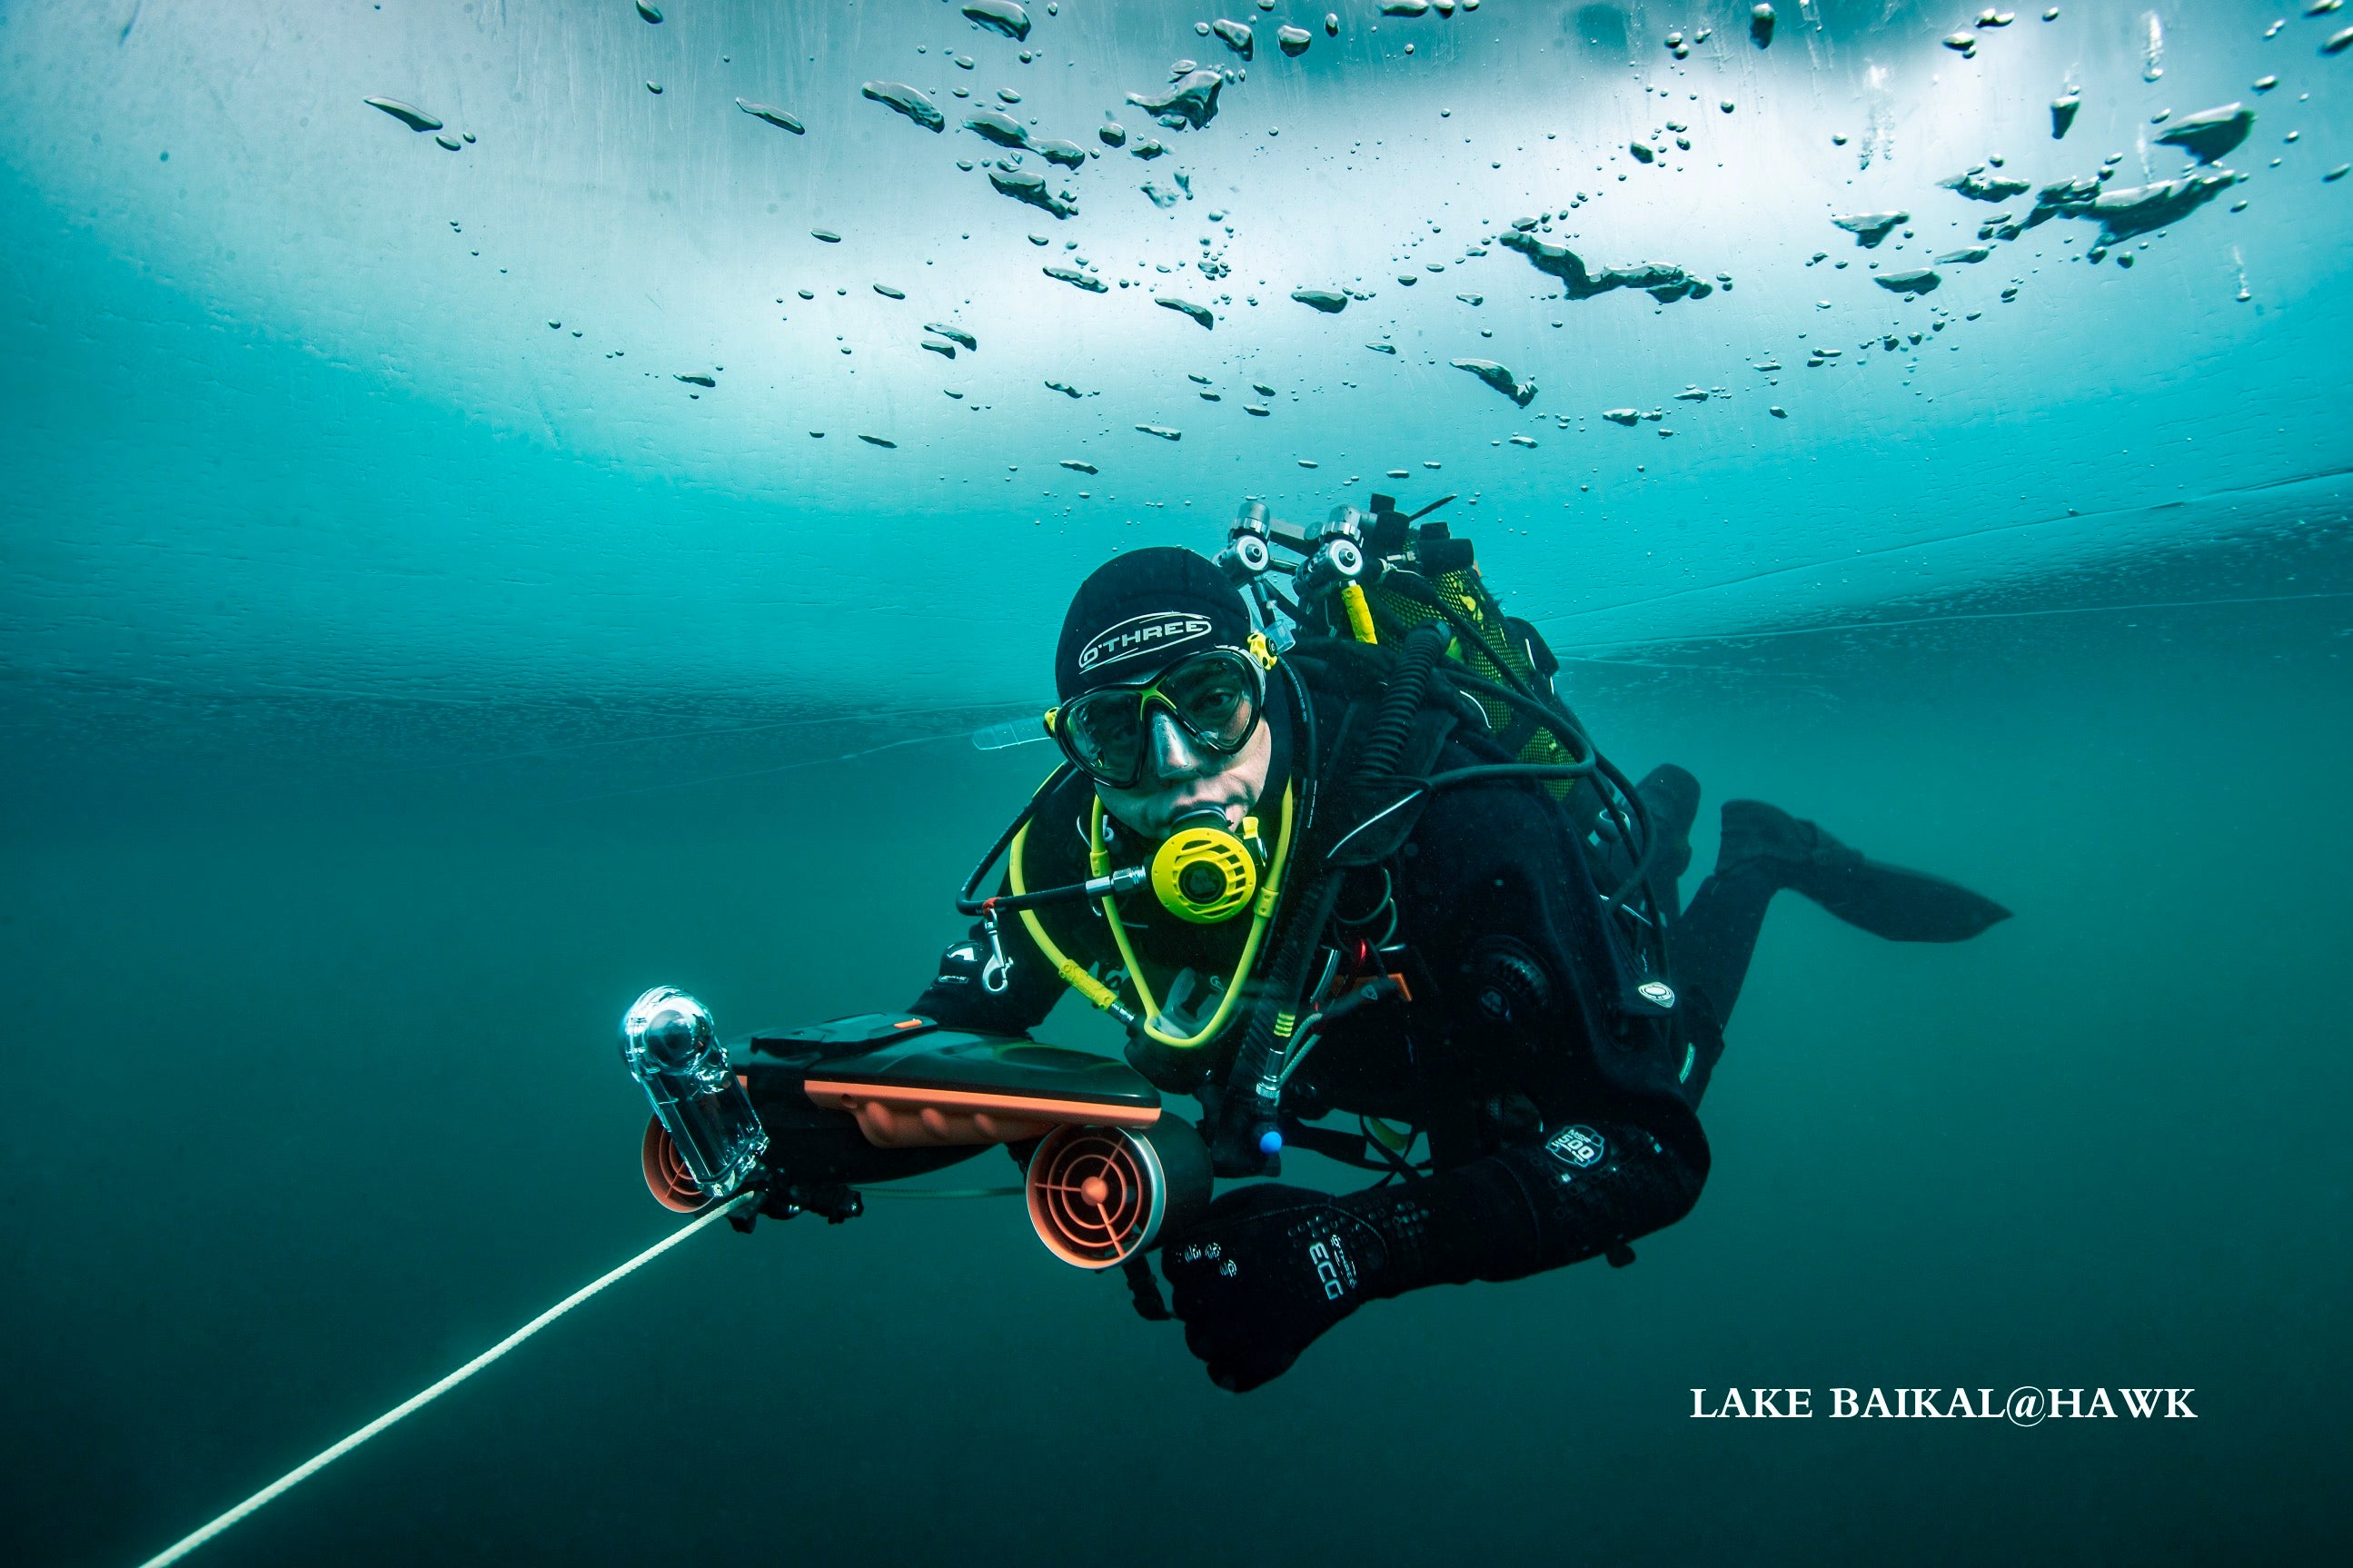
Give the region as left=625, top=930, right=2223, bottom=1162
left=1258, top=1130, right=1284, bottom=1155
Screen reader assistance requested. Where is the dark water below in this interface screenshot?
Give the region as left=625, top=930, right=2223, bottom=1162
left=6, top=530, right=2348, bottom=1565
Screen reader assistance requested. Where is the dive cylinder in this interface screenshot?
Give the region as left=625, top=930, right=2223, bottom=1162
left=621, top=987, right=769, bottom=1206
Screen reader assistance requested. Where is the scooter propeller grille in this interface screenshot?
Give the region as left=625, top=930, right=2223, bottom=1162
left=640, top=1117, right=707, bottom=1213
left=1027, top=1125, right=1166, bottom=1269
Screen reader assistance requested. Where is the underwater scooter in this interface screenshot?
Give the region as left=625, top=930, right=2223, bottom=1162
left=621, top=987, right=1212, bottom=1270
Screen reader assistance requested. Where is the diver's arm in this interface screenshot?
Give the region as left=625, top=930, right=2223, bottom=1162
left=1363, top=1107, right=1708, bottom=1282
left=1159, top=1106, right=1704, bottom=1391
left=906, top=902, right=1067, bottom=1036
left=909, top=772, right=1109, bottom=1036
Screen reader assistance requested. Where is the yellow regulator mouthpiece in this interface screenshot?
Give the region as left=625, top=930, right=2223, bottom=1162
left=1151, top=817, right=1259, bottom=924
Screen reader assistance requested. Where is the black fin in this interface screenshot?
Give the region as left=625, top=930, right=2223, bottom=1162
left=1717, top=799, right=2010, bottom=943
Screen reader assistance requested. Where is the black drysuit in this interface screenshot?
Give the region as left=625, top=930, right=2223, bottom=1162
left=908, top=651, right=1714, bottom=1386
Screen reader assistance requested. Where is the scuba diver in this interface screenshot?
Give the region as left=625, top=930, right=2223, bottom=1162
left=907, top=498, right=2010, bottom=1393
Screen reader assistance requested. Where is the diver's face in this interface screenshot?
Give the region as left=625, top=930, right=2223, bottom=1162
left=1096, top=706, right=1273, bottom=840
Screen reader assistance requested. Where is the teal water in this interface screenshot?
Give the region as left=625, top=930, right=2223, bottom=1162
left=5, top=2, right=2351, bottom=1563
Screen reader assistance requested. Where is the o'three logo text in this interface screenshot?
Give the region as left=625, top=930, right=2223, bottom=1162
left=1077, top=611, right=1213, bottom=674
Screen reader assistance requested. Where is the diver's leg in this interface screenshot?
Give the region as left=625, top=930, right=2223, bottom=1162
left=1673, top=799, right=2012, bottom=1030
left=1716, top=799, right=2012, bottom=944
left=1672, top=863, right=1781, bottom=1027
left=1633, top=763, right=1700, bottom=921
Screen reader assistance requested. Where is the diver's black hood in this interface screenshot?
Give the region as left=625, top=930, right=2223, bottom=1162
left=1055, top=546, right=1256, bottom=700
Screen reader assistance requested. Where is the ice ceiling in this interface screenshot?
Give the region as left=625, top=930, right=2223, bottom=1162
left=2, top=0, right=2347, bottom=711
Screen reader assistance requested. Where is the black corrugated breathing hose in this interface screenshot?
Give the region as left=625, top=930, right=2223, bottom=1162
left=1207, top=623, right=1446, bottom=1175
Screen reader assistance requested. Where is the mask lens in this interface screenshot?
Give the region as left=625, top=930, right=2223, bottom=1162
left=1160, top=652, right=1258, bottom=750
left=1061, top=689, right=1147, bottom=786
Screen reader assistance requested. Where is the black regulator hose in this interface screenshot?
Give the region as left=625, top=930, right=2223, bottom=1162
left=1440, top=666, right=1599, bottom=766
left=1208, top=868, right=1345, bottom=1176
left=1208, top=625, right=1440, bottom=1176
left=1380, top=584, right=1659, bottom=903
left=956, top=763, right=1075, bottom=915
left=1353, top=622, right=1449, bottom=791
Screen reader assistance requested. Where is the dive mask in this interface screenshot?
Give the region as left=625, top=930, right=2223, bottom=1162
left=1049, top=644, right=1267, bottom=791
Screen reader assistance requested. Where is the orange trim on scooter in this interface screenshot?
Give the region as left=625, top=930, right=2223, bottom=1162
left=801, top=1079, right=1161, bottom=1149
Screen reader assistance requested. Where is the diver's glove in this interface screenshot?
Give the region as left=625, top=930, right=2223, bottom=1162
left=1160, top=1185, right=1384, bottom=1392
left=1159, top=1180, right=1479, bottom=1392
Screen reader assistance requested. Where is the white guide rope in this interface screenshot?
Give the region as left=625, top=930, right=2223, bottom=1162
left=134, top=1190, right=756, bottom=1568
